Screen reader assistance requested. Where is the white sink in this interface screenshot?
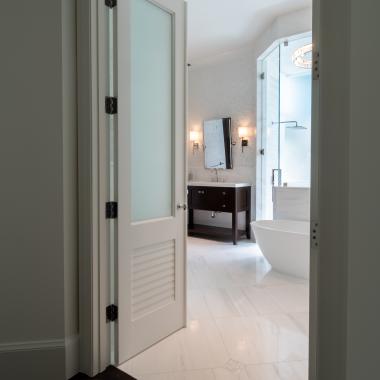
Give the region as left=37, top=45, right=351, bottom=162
left=188, top=181, right=251, bottom=188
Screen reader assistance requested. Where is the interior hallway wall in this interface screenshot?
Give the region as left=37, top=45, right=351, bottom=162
left=188, top=7, right=312, bottom=229
left=315, top=0, right=380, bottom=379
left=346, top=0, right=380, bottom=377
left=0, top=1, right=78, bottom=379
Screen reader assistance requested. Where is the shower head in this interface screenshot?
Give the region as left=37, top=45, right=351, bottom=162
left=272, top=121, right=307, bottom=130
left=287, top=124, right=307, bottom=130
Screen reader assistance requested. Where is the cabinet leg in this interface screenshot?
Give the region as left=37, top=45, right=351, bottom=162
left=232, top=211, right=238, bottom=245
left=188, top=208, right=194, bottom=229
left=246, top=209, right=251, bottom=239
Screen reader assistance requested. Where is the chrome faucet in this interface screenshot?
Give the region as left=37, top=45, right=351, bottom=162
left=214, top=168, right=219, bottom=183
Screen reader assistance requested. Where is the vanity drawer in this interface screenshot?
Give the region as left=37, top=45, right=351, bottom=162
left=189, top=187, right=234, bottom=212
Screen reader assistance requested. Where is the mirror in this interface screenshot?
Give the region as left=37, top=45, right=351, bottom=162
left=203, top=118, right=233, bottom=169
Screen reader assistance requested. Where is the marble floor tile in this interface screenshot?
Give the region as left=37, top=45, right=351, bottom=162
left=215, top=315, right=308, bottom=365
left=121, top=238, right=309, bottom=379
left=120, top=332, right=184, bottom=376
left=188, top=290, right=213, bottom=320
left=188, top=257, right=231, bottom=289
left=177, top=319, right=230, bottom=370
left=288, top=312, right=309, bottom=335
left=253, top=270, right=308, bottom=288
left=213, top=367, right=250, bottom=380
left=224, top=287, right=259, bottom=317
left=121, top=318, right=230, bottom=376
left=245, top=364, right=282, bottom=380
left=265, top=285, right=309, bottom=313
left=241, top=287, right=283, bottom=315
left=203, top=288, right=242, bottom=318
left=276, top=361, right=309, bottom=380
left=138, top=369, right=216, bottom=380
left=245, top=361, right=308, bottom=380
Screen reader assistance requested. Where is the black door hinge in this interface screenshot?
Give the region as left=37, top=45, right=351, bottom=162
left=105, top=0, right=117, bottom=8
left=260, top=72, right=265, bottom=80
left=105, top=96, right=118, bottom=115
left=106, top=304, right=118, bottom=322
left=260, top=148, right=265, bottom=155
left=106, top=202, right=118, bottom=219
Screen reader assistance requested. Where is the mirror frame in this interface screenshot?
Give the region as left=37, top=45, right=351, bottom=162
left=203, top=117, right=233, bottom=170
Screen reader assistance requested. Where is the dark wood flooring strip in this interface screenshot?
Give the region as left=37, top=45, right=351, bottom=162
left=71, top=366, right=136, bottom=380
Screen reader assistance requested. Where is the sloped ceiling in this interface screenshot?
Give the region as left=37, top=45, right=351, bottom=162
left=187, top=0, right=311, bottom=62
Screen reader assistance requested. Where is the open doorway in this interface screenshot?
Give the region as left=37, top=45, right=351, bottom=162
left=115, top=1, right=313, bottom=379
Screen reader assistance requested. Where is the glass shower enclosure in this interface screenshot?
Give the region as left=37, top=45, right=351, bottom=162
left=257, top=34, right=312, bottom=220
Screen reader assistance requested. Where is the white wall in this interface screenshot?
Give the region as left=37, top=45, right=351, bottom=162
left=0, top=1, right=78, bottom=379
left=188, top=7, right=312, bottom=229
left=188, top=50, right=257, bottom=229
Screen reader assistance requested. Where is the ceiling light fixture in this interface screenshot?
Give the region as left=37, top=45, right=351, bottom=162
left=292, top=43, right=313, bottom=69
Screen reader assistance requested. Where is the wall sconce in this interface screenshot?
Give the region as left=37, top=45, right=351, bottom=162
left=238, top=127, right=250, bottom=152
left=190, top=130, right=201, bottom=154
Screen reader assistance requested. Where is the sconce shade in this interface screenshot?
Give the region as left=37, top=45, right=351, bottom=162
left=238, top=127, right=250, bottom=139
left=190, top=130, right=200, bottom=142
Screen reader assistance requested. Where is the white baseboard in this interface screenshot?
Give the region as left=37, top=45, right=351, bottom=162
left=65, top=334, right=80, bottom=379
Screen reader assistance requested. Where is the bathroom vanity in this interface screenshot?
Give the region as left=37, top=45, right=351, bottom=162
left=187, top=182, right=251, bottom=245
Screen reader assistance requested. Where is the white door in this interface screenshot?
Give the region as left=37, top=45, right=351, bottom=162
left=115, top=0, right=187, bottom=364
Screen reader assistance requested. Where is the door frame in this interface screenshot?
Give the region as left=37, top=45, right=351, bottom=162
left=77, top=0, right=110, bottom=375
left=78, top=0, right=321, bottom=378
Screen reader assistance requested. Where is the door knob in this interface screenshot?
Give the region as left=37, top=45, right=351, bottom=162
left=177, top=204, right=187, bottom=211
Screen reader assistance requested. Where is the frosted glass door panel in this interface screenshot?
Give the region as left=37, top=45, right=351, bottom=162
left=131, top=0, right=173, bottom=222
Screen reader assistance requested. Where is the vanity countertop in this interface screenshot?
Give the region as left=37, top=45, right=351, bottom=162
left=188, top=181, right=251, bottom=188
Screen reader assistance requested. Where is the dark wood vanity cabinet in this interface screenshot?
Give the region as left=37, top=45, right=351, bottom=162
left=188, top=185, right=251, bottom=245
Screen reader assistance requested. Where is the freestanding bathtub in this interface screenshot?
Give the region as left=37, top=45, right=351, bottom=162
left=251, top=220, right=310, bottom=280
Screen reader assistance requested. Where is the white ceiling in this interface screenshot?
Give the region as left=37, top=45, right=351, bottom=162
left=186, top=0, right=311, bottom=62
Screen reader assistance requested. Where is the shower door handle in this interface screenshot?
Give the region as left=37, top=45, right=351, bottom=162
left=272, top=169, right=282, bottom=186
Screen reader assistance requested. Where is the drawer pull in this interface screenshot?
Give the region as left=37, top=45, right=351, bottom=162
left=222, top=205, right=226, bottom=208
left=222, top=192, right=227, bottom=195
left=197, top=190, right=205, bottom=194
